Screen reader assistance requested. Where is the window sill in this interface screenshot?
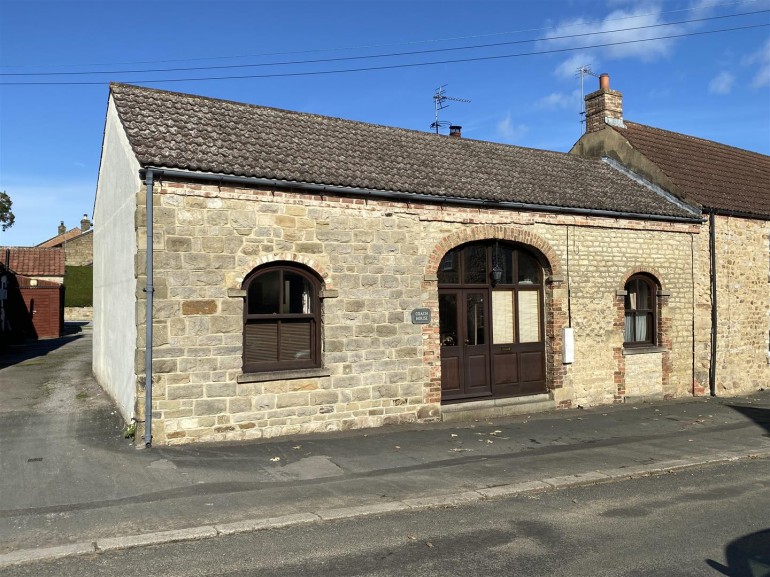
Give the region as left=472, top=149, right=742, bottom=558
left=237, top=367, right=331, bottom=384
left=622, top=346, right=667, bottom=356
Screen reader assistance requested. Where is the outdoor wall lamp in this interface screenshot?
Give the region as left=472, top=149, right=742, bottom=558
left=490, top=263, right=503, bottom=286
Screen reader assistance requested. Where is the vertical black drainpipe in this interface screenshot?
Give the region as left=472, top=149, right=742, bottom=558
left=144, top=170, right=155, bottom=447
left=708, top=210, right=717, bottom=397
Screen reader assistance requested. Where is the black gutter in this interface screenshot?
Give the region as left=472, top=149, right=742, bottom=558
left=708, top=210, right=717, bottom=397
left=707, top=207, right=770, bottom=221
left=139, top=168, right=704, bottom=224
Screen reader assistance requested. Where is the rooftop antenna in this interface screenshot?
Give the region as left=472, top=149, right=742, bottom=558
left=576, top=65, right=600, bottom=134
left=430, top=85, right=470, bottom=135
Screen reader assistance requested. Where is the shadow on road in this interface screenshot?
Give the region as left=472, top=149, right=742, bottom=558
left=706, top=528, right=770, bottom=577
left=0, top=323, right=86, bottom=368
left=726, top=403, right=770, bottom=435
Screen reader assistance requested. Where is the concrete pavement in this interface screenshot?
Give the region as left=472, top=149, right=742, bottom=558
left=1, top=323, right=769, bottom=568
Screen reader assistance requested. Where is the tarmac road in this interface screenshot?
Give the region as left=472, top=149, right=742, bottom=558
left=2, top=457, right=768, bottom=577
left=1, top=323, right=769, bottom=569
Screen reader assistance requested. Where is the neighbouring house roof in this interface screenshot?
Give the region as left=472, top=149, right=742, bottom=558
left=610, top=121, right=770, bottom=218
left=109, top=83, right=699, bottom=220
left=37, top=227, right=82, bottom=248
left=0, top=247, right=65, bottom=277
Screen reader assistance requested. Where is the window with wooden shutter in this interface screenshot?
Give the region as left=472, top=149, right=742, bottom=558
left=242, top=264, right=321, bottom=373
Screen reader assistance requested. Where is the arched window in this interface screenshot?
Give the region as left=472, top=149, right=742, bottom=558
left=242, top=263, right=321, bottom=373
left=624, top=275, right=657, bottom=346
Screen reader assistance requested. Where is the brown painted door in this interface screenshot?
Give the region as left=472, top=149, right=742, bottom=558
left=438, top=241, right=546, bottom=402
left=439, top=289, right=492, bottom=400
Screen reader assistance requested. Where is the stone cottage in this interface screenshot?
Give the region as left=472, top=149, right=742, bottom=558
left=571, top=74, right=770, bottom=398
left=94, top=82, right=708, bottom=446
left=37, top=215, right=94, bottom=267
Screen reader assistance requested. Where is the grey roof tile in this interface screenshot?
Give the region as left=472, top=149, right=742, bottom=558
left=110, top=83, right=698, bottom=219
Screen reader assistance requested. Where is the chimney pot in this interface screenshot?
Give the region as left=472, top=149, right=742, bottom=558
left=599, top=73, right=610, bottom=91
left=449, top=125, right=462, bottom=138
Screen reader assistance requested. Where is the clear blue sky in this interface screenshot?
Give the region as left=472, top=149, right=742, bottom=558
left=1, top=0, right=768, bottom=247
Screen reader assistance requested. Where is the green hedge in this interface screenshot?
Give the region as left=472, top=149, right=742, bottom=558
left=64, top=265, right=93, bottom=307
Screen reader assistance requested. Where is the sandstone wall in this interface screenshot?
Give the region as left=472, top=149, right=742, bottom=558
left=134, top=181, right=701, bottom=444
left=64, top=231, right=93, bottom=266
left=696, top=215, right=770, bottom=395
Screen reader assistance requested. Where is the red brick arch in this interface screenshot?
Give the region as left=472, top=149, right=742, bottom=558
left=426, top=225, right=561, bottom=278
left=618, top=266, right=666, bottom=291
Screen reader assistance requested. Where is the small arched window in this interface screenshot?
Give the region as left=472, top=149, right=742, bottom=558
left=242, top=264, right=321, bottom=373
left=624, top=275, right=657, bottom=347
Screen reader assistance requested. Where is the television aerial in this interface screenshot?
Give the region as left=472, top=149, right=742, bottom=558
left=576, top=65, right=599, bottom=132
left=430, top=85, right=470, bottom=135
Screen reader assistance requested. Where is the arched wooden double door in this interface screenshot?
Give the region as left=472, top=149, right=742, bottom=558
left=438, top=241, right=546, bottom=402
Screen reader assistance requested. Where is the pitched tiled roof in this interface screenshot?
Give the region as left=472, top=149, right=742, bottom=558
left=0, top=247, right=65, bottom=277
left=37, top=227, right=82, bottom=248
left=612, top=121, right=770, bottom=217
left=109, top=83, right=698, bottom=220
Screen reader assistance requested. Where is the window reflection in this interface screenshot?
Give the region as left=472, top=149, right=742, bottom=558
left=464, top=245, right=487, bottom=284
left=466, top=293, right=485, bottom=345
left=248, top=270, right=280, bottom=314
left=496, top=246, right=514, bottom=285
left=439, top=293, right=458, bottom=347
left=518, top=253, right=540, bottom=285
left=438, top=250, right=460, bottom=284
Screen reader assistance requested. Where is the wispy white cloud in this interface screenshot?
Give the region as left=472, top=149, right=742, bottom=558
left=743, top=38, right=770, bottom=88
left=708, top=71, right=735, bottom=94
left=688, top=0, right=723, bottom=19
left=554, top=53, right=599, bottom=80
left=547, top=0, right=730, bottom=79
left=543, top=5, right=678, bottom=64
left=496, top=113, right=528, bottom=141
left=535, top=89, right=582, bottom=110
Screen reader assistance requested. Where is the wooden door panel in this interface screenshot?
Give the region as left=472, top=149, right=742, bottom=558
left=465, top=353, right=489, bottom=390
left=492, top=351, right=518, bottom=386
left=519, top=351, right=545, bottom=382
left=441, top=356, right=462, bottom=394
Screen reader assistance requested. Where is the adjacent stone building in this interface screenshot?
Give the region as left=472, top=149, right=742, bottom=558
left=95, top=82, right=746, bottom=445
left=571, top=74, right=770, bottom=398
left=37, top=215, right=94, bottom=267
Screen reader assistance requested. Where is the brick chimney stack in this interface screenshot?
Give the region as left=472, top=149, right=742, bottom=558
left=584, top=73, right=624, bottom=133
left=449, top=125, right=462, bottom=138
left=80, top=214, right=91, bottom=232
left=58, top=221, right=66, bottom=235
